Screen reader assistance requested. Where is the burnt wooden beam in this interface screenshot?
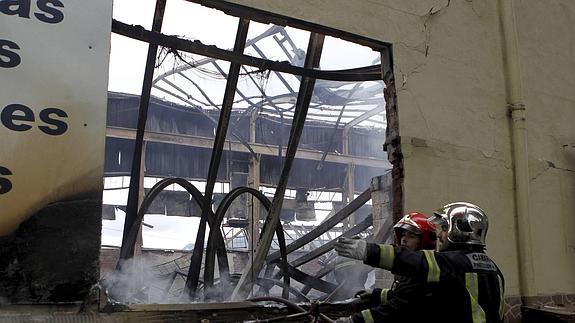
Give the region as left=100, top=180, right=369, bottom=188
left=112, top=20, right=381, bottom=82
left=186, top=18, right=251, bottom=299
left=231, top=33, right=325, bottom=301
left=121, top=0, right=166, bottom=250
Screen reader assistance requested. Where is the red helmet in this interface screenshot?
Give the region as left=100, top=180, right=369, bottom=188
left=393, top=212, right=437, bottom=250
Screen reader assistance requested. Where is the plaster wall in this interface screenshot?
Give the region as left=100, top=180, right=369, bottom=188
left=514, top=0, right=575, bottom=295
left=222, top=0, right=574, bottom=297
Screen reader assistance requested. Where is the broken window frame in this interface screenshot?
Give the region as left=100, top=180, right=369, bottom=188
left=110, top=0, right=402, bottom=302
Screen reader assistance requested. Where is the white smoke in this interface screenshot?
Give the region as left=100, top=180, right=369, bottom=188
left=101, top=256, right=192, bottom=304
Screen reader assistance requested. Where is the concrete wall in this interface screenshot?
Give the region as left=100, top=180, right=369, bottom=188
left=221, top=0, right=575, bottom=299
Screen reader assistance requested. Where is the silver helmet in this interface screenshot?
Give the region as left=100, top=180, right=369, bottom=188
left=429, top=202, right=488, bottom=246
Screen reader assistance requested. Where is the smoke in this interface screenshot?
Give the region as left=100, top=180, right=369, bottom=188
left=100, top=256, right=235, bottom=304
left=101, top=256, right=192, bottom=304
left=201, top=273, right=234, bottom=302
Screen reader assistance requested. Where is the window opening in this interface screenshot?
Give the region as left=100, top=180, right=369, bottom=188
left=102, top=0, right=399, bottom=305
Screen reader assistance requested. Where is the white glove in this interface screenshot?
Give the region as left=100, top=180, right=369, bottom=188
left=335, top=237, right=367, bottom=261
left=334, top=316, right=353, bottom=323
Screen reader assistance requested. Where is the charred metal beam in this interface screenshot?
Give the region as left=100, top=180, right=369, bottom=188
left=232, top=33, right=325, bottom=301
left=112, top=20, right=381, bottom=82
left=344, top=104, right=386, bottom=131
left=183, top=0, right=388, bottom=51
left=151, top=25, right=283, bottom=82
left=252, top=43, right=296, bottom=95
left=266, top=214, right=373, bottom=294
left=121, top=0, right=166, bottom=250
left=266, top=187, right=371, bottom=264
left=273, top=34, right=297, bottom=64
left=186, top=18, right=250, bottom=298
left=300, top=263, right=335, bottom=296
left=176, top=72, right=216, bottom=106
left=283, top=264, right=337, bottom=294
left=212, top=62, right=259, bottom=108
left=289, top=214, right=372, bottom=268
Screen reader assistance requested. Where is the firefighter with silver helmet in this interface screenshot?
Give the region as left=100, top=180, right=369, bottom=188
left=335, top=202, right=505, bottom=323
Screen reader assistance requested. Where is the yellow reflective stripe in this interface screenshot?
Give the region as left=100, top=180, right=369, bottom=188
left=465, top=273, right=486, bottom=323
left=423, top=250, right=441, bottom=282
left=380, top=288, right=390, bottom=305
left=378, top=245, right=395, bottom=269
left=498, top=275, right=505, bottom=320
left=361, top=309, right=375, bottom=323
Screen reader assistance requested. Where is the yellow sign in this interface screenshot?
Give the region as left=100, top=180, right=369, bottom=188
left=0, top=0, right=112, bottom=235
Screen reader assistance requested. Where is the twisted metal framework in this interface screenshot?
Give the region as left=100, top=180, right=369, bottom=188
left=119, top=178, right=381, bottom=300
left=114, top=0, right=398, bottom=302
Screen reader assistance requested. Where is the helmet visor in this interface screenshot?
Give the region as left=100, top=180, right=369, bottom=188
left=394, top=222, right=421, bottom=235
left=428, top=212, right=448, bottom=228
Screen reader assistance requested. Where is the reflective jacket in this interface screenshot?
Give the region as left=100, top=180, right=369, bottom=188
left=351, top=274, right=434, bottom=323
left=353, top=244, right=505, bottom=323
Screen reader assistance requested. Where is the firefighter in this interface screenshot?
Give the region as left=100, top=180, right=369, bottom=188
left=334, top=212, right=437, bottom=322
left=335, top=202, right=505, bottom=323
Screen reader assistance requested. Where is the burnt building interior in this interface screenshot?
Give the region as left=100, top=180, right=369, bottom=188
left=3, top=0, right=575, bottom=321
left=99, top=0, right=399, bottom=319
left=0, top=0, right=402, bottom=321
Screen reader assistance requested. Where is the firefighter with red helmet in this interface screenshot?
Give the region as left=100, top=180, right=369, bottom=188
left=335, top=212, right=438, bottom=323
left=335, top=202, right=505, bottom=323
left=393, top=212, right=437, bottom=250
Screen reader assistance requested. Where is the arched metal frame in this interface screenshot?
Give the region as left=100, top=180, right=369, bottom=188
left=204, top=187, right=290, bottom=300
left=113, top=0, right=401, bottom=303
left=118, top=177, right=229, bottom=279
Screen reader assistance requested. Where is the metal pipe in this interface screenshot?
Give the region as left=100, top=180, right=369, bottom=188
left=498, top=0, right=535, bottom=301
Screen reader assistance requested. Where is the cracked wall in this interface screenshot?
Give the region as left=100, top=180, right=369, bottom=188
left=223, top=0, right=575, bottom=297
left=515, top=0, right=575, bottom=295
